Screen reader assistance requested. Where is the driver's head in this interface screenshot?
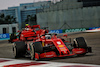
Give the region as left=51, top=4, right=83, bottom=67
left=25, top=25, right=31, bottom=28
left=25, top=25, right=31, bottom=31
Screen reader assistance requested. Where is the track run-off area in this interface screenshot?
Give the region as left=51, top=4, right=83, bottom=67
left=0, top=32, right=100, bottom=66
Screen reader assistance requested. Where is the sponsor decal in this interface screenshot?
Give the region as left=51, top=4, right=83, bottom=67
left=61, top=48, right=67, bottom=51
left=58, top=45, right=64, bottom=47
left=0, top=34, right=9, bottom=39
left=59, top=47, right=67, bottom=51
left=57, top=41, right=61, bottom=44
left=89, top=27, right=100, bottom=30
left=75, top=51, right=83, bottom=53
left=49, top=30, right=63, bottom=34
left=63, top=28, right=86, bottom=33
left=57, top=41, right=67, bottom=51
left=45, top=54, right=54, bottom=57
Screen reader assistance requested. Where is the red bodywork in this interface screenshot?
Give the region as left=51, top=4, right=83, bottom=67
left=33, top=34, right=89, bottom=60
left=11, top=25, right=91, bottom=60
left=10, top=25, right=48, bottom=42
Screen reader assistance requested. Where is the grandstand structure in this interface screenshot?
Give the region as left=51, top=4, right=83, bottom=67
left=37, top=0, right=100, bottom=30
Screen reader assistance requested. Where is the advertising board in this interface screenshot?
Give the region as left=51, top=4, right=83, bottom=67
left=49, top=30, right=63, bottom=34
left=0, top=34, right=10, bottom=40
left=89, top=27, right=100, bottom=30
left=63, top=28, right=86, bottom=33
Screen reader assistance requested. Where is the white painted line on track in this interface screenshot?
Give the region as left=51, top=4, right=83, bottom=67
left=0, top=58, right=100, bottom=67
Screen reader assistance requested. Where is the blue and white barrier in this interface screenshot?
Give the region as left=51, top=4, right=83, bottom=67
left=89, top=27, right=100, bottom=30
left=0, top=33, right=10, bottom=40
left=49, top=30, right=63, bottom=34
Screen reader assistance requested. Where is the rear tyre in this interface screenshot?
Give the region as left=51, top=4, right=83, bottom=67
left=13, top=41, right=26, bottom=58
left=29, top=43, right=35, bottom=60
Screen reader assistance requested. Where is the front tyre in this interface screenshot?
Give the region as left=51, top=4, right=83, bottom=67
left=13, top=41, right=26, bottom=58
left=73, top=37, right=87, bottom=49
left=34, top=42, right=43, bottom=53
left=73, top=37, right=87, bottom=56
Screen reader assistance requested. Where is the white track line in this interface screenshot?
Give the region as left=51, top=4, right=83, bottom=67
left=0, top=58, right=100, bottom=67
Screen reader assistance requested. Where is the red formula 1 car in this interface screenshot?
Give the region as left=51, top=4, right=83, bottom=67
left=9, top=25, right=48, bottom=43
left=12, top=33, right=92, bottom=60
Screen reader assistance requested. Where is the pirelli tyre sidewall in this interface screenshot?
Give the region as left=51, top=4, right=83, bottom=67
left=73, top=37, right=87, bottom=56
left=13, top=41, right=26, bottom=58
left=29, top=43, right=35, bottom=60
left=74, top=37, right=87, bottom=49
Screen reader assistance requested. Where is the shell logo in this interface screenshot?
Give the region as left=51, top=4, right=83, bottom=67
left=58, top=45, right=64, bottom=47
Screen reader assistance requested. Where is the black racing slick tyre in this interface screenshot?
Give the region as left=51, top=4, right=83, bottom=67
left=73, top=37, right=87, bottom=49
left=13, top=41, right=26, bottom=58
left=34, top=42, right=43, bottom=53
left=73, top=37, right=87, bottom=56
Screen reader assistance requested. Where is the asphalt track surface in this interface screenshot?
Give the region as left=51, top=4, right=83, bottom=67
left=0, top=32, right=100, bottom=65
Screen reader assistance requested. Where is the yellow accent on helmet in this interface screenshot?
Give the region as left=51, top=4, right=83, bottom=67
left=26, top=24, right=29, bottom=26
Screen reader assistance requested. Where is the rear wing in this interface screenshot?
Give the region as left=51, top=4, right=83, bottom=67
left=32, top=25, right=40, bottom=29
